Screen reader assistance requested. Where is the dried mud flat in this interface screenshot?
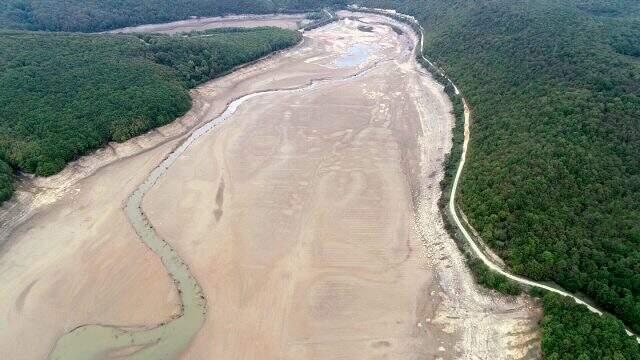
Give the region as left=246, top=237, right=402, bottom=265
left=0, top=12, right=540, bottom=360
left=108, top=14, right=309, bottom=34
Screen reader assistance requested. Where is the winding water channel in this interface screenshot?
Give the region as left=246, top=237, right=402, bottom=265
left=49, top=59, right=389, bottom=358
left=46, top=8, right=638, bottom=359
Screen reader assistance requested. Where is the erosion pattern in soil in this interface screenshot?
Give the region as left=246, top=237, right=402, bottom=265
left=0, top=12, right=541, bottom=360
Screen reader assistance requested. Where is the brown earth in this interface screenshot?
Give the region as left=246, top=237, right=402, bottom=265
left=0, top=12, right=541, bottom=360
left=0, top=140, right=182, bottom=359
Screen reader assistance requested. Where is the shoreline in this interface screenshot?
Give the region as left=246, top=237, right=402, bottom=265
left=0, top=29, right=306, bottom=253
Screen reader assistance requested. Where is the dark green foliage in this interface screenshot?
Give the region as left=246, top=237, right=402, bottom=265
left=272, top=0, right=347, bottom=12
left=305, top=12, right=324, bottom=20
left=541, top=293, right=640, bottom=359
left=0, top=160, right=13, bottom=202
left=440, top=93, right=464, bottom=192
left=359, top=0, right=640, bottom=334
left=0, top=0, right=347, bottom=32
left=145, top=28, right=301, bottom=87
left=468, top=258, right=522, bottom=296
left=0, top=27, right=300, bottom=196
left=0, top=31, right=187, bottom=176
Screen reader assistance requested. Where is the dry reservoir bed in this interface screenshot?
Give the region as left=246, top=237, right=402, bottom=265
left=107, top=14, right=310, bottom=34
left=0, top=12, right=540, bottom=359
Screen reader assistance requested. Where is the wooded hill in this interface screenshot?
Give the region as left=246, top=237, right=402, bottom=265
left=0, top=0, right=348, bottom=32
left=360, top=0, right=640, bottom=355
left=541, top=292, right=640, bottom=359
left=0, top=27, right=301, bottom=201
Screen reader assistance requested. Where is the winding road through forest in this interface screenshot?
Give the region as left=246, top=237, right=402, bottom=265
left=363, top=6, right=640, bottom=343
left=447, top=93, right=640, bottom=343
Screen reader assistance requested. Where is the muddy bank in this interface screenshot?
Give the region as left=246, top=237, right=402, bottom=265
left=0, top=14, right=395, bottom=359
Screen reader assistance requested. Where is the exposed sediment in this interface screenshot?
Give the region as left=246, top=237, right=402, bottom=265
left=0, top=12, right=541, bottom=360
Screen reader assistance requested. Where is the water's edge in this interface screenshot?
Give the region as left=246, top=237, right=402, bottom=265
left=349, top=4, right=640, bottom=343
left=48, top=53, right=391, bottom=359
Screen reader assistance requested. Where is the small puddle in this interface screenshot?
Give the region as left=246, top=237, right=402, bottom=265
left=334, top=44, right=371, bottom=68
left=49, top=58, right=386, bottom=360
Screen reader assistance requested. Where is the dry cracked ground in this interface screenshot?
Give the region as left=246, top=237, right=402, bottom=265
left=0, top=12, right=541, bottom=360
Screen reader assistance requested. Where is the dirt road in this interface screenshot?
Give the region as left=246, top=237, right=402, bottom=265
left=0, top=12, right=541, bottom=359
left=369, top=4, right=640, bottom=343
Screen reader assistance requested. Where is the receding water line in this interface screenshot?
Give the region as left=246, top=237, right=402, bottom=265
left=48, top=53, right=390, bottom=359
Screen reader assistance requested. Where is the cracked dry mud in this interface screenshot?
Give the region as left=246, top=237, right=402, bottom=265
left=0, top=12, right=541, bottom=360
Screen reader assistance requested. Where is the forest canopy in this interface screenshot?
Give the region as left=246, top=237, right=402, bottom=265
left=0, top=0, right=348, bottom=32
left=541, top=293, right=640, bottom=359
left=0, top=27, right=301, bottom=201
left=360, top=0, right=640, bottom=335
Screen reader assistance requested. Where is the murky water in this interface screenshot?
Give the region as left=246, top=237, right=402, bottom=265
left=48, top=60, right=385, bottom=359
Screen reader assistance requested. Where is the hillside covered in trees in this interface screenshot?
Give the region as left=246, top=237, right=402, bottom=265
left=541, top=293, right=640, bottom=359
left=0, top=27, right=301, bottom=201
left=0, top=0, right=348, bottom=32
left=362, top=0, right=640, bottom=331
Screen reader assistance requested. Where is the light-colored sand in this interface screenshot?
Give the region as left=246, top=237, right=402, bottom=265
left=108, top=14, right=309, bottom=34
left=142, top=14, right=541, bottom=359
left=0, top=141, right=182, bottom=359
left=0, top=13, right=541, bottom=360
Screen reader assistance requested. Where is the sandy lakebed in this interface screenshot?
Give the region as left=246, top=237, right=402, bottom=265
left=0, top=12, right=541, bottom=360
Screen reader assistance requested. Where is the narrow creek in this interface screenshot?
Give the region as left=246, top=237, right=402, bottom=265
left=48, top=51, right=389, bottom=359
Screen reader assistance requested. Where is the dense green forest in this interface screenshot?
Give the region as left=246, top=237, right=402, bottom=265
left=541, top=293, right=640, bottom=359
left=0, top=0, right=347, bottom=32
left=360, top=0, right=640, bottom=335
left=0, top=160, right=12, bottom=202
left=0, top=27, right=300, bottom=200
